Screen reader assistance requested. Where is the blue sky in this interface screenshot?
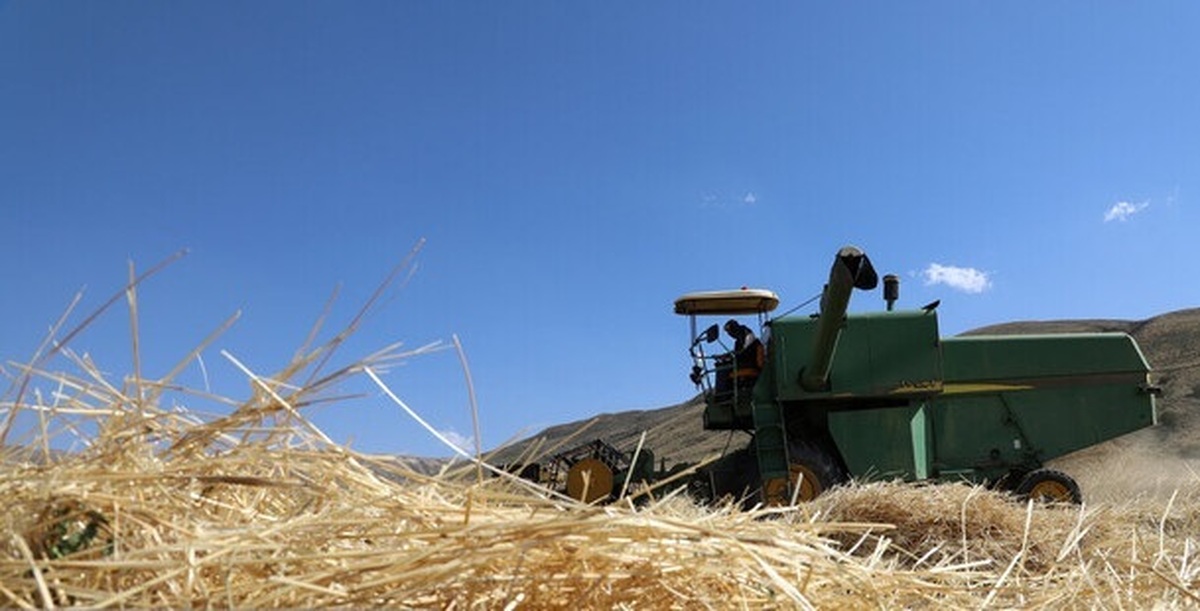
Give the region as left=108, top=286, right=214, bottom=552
left=2, top=3, right=1197, bottom=457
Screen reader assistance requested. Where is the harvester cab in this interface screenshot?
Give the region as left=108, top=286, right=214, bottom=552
left=675, top=287, right=779, bottom=414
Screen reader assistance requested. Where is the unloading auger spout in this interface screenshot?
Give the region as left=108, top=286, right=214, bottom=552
left=799, top=245, right=879, bottom=392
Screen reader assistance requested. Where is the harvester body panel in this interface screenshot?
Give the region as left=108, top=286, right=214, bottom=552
left=928, top=333, right=1156, bottom=480
left=828, top=404, right=931, bottom=480
left=771, top=310, right=943, bottom=401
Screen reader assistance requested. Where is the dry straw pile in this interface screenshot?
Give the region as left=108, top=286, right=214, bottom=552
left=2, top=255, right=1199, bottom=608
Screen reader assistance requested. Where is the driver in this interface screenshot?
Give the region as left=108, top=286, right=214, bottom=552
left=724, top=320, right=765, bottom=387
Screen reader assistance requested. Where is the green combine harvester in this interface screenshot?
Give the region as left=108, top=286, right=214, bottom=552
left=670, top=246, right=1159, bottom=505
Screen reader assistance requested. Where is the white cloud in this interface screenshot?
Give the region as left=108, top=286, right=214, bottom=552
left=1104, top=200, right=1149, bottom=222
left=921, top=263, right=991, bottom=294
left=699, top=191, right=759, bottom=208
left=440, top=428, right=474, bottom=453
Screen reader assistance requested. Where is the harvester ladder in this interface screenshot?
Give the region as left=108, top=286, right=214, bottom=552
left=751, top=398, right=789, bottom=504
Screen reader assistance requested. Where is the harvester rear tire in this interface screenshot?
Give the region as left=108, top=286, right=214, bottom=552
left=992, top=470, right=1029, bottom=493
left=785, top=441, right=846, bottom=503
left=1014, top=469, right=1082, bottom=505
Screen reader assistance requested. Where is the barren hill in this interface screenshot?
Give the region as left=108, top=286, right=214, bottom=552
left=490, top=308, right=1200, bottom=497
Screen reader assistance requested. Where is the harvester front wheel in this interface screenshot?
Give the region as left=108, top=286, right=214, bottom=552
left=784, top=441, right=846, bottom=503
left=1015, top=469, right=1082, bottom=504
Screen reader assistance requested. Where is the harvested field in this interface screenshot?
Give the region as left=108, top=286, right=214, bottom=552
left=3, top=268, right=1199, bottom=608
left=5, top=396, right=1200, bottom=609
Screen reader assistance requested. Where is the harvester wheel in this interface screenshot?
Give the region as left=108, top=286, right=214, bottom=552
left=993, top=470, right=1029, bottom=493
left=783, top=441, right=846, bottom=503
left=1014, top=469, right=1082, bottom=504
left=566, top=458, right=614, bottom=503
left=518, top=463, right=542, bottom=483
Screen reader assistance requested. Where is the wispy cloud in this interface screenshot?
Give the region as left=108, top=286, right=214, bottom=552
left=1104, top=200, right=1149, bottom=222
left=440, top=428, right=474, bottom=453
left=921, top=263, right=991, bottom=294
left=700, top=191, right=759, bottom=208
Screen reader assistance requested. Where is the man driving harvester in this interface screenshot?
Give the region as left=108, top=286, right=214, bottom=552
left=716, top=319, right=765, bottom=396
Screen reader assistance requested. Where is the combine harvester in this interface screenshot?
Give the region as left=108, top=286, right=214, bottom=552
left=538, top=246, right=1158, bottom=505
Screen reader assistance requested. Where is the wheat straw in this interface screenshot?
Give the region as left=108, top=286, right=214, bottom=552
left=3, top=263, right=1200, bottom=608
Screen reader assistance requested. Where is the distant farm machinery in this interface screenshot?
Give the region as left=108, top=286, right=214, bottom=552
left=502, top=439, right=658, bottom=503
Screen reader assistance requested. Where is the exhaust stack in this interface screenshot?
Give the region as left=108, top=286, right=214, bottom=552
left=883, top=274, right=899, bottom=311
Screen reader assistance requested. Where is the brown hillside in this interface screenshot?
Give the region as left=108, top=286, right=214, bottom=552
left=492, top=308, right=1200, bottom=498
left=487, top=398, right=719, bottom=472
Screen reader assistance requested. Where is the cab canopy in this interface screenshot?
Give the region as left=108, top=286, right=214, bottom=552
left=673, top=288, right=779, bottom=316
